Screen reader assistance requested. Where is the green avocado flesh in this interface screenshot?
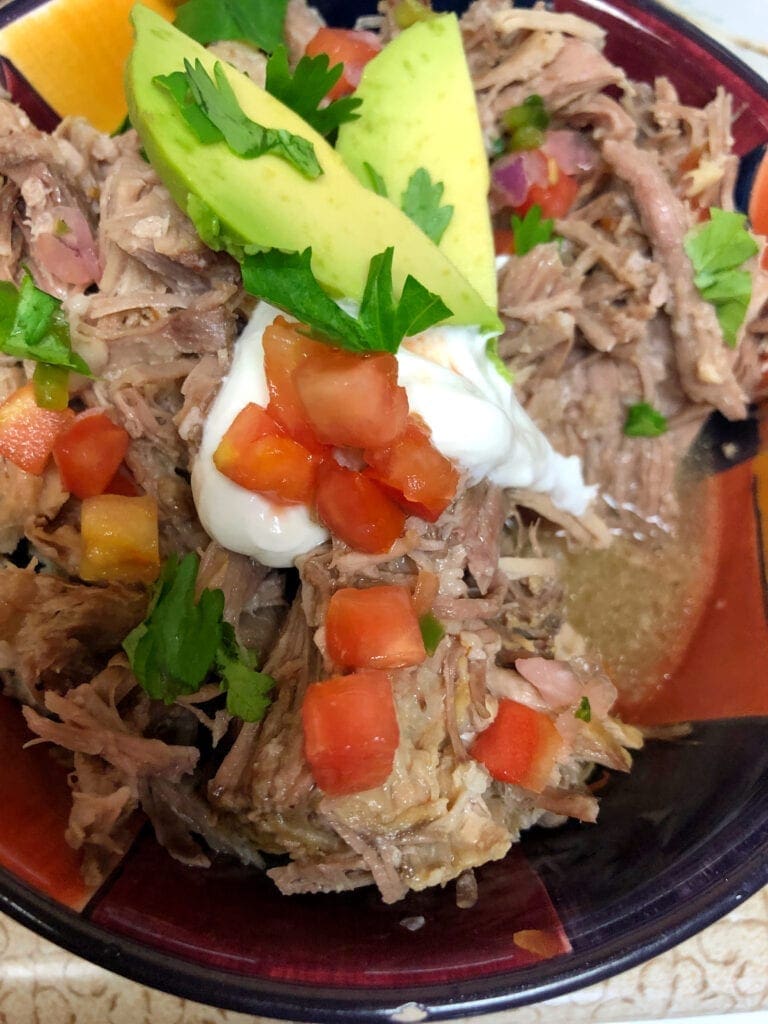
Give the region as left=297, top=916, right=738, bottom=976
left=125, top=6, right=500, bottom=330
left=336, top=14, right=497, bottom=312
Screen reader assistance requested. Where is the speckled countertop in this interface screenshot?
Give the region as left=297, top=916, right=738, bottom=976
left=1, top=887, right=767, bottom=1023
left=2, top=2, right=768, bottom=1021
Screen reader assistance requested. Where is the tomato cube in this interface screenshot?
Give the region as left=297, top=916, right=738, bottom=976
left=326, top=585, right=426, bottom=669
left=304, top=28, right=382, bottom=100
left=262, top=317, right=328, bottom=452
left=0, top=383, right=73, bottom=475
left=470, top=700, right=564, bottom=793
left=213, top=403, right=319, bottom=505
left=80, top=494, right=160, bottom=584
left=302, top=671, right=399, bottom=795
left=53, top=409, right=130, bottom=498
left=365, top=422, right=459, bottom=522
left=315, top=462, right=405, bottom=553
left=294, top=349, right=408, bottom=449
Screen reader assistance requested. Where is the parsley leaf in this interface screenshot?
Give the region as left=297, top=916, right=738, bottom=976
left=511, top=204, right=555, bottom=256
left=241, top=246, right=452, bottom=353
left=174, top=0, right=288, bottom=54
left=574, top=696, right=591, bottom=722
left=265, top=44, right=361, bottom=138
left=684, top=208, right=759, bottom=347
left=485, top=336, right=514, bottom=384
left=401, top=167, right=453, bottom=244
left=363, top=161, right=388, bottom=197
left=155, top=60, right=321, bottom=180
left=123, top=553, right=275, bottom=722
left=623, top=402, right=668, bottom=438
left=0, top=271, right=91, bottom=375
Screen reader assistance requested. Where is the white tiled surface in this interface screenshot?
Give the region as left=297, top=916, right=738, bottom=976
left=2, top=1, right=768, bottom=1022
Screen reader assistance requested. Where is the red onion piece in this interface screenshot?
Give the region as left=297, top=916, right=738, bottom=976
left=491, top=150, right=549, bottom=208
left=542, top=130, right=598, bottom=175
left=33, top=206, right=101, bottom=287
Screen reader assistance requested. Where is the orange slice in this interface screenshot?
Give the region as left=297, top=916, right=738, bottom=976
left=0, top=0, right=178, bottom=133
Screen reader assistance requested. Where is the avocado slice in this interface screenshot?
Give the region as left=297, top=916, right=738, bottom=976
left=335, top=14, right=497, bottom=312
left=125, top=6, right=500, bottom=330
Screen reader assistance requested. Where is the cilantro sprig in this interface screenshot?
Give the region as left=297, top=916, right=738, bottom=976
left=123, top=553, right=275, bottom=722
left=623, top=401, right=668, bottom=438
left=401, top=167, right=453, bottom=245
left=174, top=0, right=288, bottom=54
left=156, top=60, right=321, bottom=180
left=241, top=246, right=452, bottom=353
left=684, top=208, right=759, bottom=347
left=265, top=45, right=362, bottom=138
left=0, top=271, right=91, bottom=376
left=511, top=204, right=555, bottom=256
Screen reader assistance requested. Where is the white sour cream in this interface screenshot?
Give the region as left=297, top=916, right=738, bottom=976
left=192, top=302, right=329, bottom=568
left=193, top=304, right=595, bottom=568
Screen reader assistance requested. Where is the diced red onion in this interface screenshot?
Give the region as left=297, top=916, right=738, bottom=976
left=32, top=206, right=101, bottom=287
left=491, top=150, right=549, bottom=208
left=542, top=130, right=598, bottom=175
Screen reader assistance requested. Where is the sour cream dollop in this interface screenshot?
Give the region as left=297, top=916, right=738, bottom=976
left=192, top=305, right=595, bottom=568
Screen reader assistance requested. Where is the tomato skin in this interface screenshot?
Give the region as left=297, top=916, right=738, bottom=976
left=470, top=699, right=563, bottom=793
left=494, top=227, right=515, bottom=256
left=517, top=169, right=579, bottom=219
left=262, top=317, right=328, bottom=453
left=0, top=383, right=73, bottom=475
left=53, top=410, right=130, bottom=499
left=104, top=463, right=142, bottom=497
left=214, top=403, right=319, bottom=505
left=294, top=349, right=408, bottom=449
left=326, top=585, right=426, bottom=670
left=302, top=671, right=399, bottom=796
left=364, top=422, right=459, bottom=522
left=315, top=462, right=405, bottom=553
left=304, top=27, right=382, bottom=100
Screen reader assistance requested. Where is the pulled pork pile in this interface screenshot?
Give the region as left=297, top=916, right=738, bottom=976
left=1, top=0, right=765, bottom=901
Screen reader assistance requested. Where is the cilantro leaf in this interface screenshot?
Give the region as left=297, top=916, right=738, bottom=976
left=155, top=60, right=322, bottom=180
left=265, top=44, right=362, bottom=138
left=511, top=204, right=555, bottom=256
left=216, top=623, right=275, bottom=721
left=684, top=208, right=758, bottom=348
left=623, top=402, right=668, bottom=438
left=401, top=168, right=453, bottom=244
left=242, top=248, right=368, bottom=350
left=0, top=272, right=91, bottom=375
left=174, top=0, right=288, bottom=54
left=241, top=246, right=452, bottom=353
left=123, top=553, right=274, bottom=723
left=485, top=336, right=514, bottom=384
left=363, top=161, right=388, bottom=197
left=574, top=696, right=591, bottom=722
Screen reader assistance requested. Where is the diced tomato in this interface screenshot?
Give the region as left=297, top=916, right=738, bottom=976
left=213, top=403, right=319, bottom=505
left=304, top=27, right=382, bottom=100
left=516, top=163, right=579, bottom=220
left=79, top=493, right=160, bottom=584
left=301, top=671, right=399, bottom=796
left=53, top=409, right=130, bottom=499
left=748, top=150, right=768, bottom=271
left=0, top=383, right=73, bottom=475
left=326, top=585, right=426, bottom=670
left=470, top=699, right=563, bottom=793
left=494, top=227, right=515, bottom=256
left=262, top=317, right=328, bottom=453
left=411, top=569, right=439, bottom=616
left=104, top=463, right=141, bottom=497
left=315, top=461, right=405, bottom=553
left=364, top=421, right=459, bottom=522
left=294, top=349, right=408, bottom=449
